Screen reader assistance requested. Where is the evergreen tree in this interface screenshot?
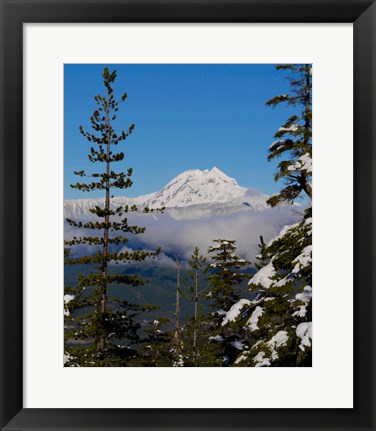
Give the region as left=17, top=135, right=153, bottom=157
left=64, top=67, right=160, bottom=366
left=207, top=239, right=249, bottom=310
left=230, top=64, right=313, bottom=367
left=205, top=239, right=251, bottom=366
left=266, top=64, right=312, bottom=206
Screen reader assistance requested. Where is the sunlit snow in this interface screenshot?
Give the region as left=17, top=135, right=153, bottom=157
left=278, top=124, right=298, bottom=132
left=247, top=306, right=264, bottom=331
left=221, top=299, right=251, bottom=326
left=253, top=351, right=271, bottom=367
left=296, top=322, right=312, bottom=351
left=292, top=246, right=312, bottom=273
left=248, top=262, right=276, bottom=289
left=295, top=286, right=312, bottom=303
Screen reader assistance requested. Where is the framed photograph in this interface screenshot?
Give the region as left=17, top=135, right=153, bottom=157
left=1, top=0, right=375, bottom=430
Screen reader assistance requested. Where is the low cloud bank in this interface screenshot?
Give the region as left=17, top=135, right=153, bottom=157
left=64, top=205, right=303, bottom=265
left=130, top=206, right=301, bottom=263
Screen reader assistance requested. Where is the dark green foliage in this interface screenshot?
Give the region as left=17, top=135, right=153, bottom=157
left=207, top=239, right=250, bottom=311
left=64, top=300, right=142, bottom=367
left=203, top=240, right=251, bottom=366
left=64, top=68, right=160, bottom=366
left=266, top=64, right=312, bottom=207
left=134, top=317, right=174, bottom=367
left=239, top=214, right=312, bottom=367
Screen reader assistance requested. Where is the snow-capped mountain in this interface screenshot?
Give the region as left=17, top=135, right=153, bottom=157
left=64, top=167, right=268, bottom=220
left=143, top=167, right=248, bottom=208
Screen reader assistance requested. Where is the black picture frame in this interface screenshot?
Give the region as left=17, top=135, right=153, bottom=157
left=1, top=1, right=375, bottom=430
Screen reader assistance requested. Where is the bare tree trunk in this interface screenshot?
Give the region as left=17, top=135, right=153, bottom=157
left=259, top=235, right=266, bottom=251
left=174, top=255, right=180, bottom=353
left=193, top=269, right=198, bottom=366
left=303, top=181, right=312, bottom=198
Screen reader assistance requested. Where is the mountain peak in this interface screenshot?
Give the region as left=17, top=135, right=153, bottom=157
left=143, top=167, right=244, bottom=208
left=206, top=167, right=238, bottom=186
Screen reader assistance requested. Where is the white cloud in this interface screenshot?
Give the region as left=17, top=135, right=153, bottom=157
left=64, top=205, right=302, bottom=265
left=126, top=205, right=301, bottom=263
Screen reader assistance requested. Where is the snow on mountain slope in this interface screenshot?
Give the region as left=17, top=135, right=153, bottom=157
left=64, top=167, right=268, bottom=220
left=142, top=167, right=246, bottom=209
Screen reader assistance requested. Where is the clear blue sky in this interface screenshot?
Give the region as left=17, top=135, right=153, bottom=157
left=64, top=64, right=295, bottom=199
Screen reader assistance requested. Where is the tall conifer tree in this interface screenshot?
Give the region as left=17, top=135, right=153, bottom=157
left=64, top=68, right=160, bottom=366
